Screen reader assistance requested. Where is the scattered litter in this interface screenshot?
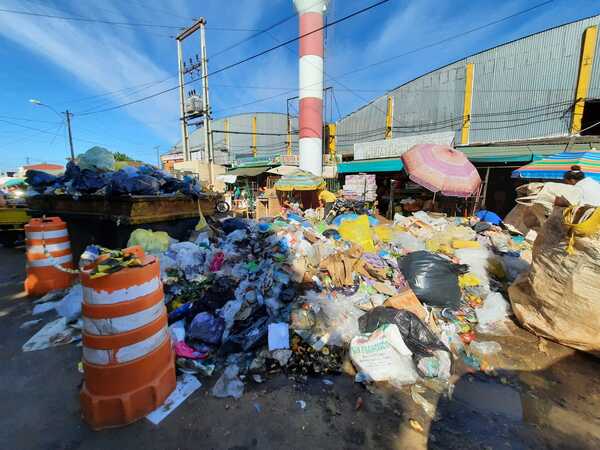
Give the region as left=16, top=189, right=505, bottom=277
left=22, top=317, right=79, bottom=352
left=32, top=302, right=58, bottom=315
left=19, top=319, right=42, bottom=329
left=268, top=322, right=290, bottom=351
left=409, top=418, right=424, bottom=433
left=253, top=403, right=262, bottom=413
left=146, top=374, right=202, bottom=425
left=469, top=341, right=502, bottom=355
left=296, top=400, right=306, bottom=410
left=322, top=378, right=334, bottom=386
left=211, top=365, right=245, bottom=399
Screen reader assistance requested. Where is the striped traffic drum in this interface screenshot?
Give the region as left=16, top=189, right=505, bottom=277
left=79, top=246, right=175, bottom=430
left=24, top=217, right=76, bottom=296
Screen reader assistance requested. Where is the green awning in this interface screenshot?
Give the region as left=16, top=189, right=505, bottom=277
left=338, top=158, right=404, bottom=174
left=226, top=166, right=269, bottom=177
left=457, top=144, right=596, bottom=163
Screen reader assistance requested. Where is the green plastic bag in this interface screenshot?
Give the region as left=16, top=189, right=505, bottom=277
left=127, top=229, right=170, bottom=255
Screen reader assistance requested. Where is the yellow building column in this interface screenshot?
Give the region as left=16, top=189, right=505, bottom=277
left=251, top=115, right=257, bottom=157
left=385, top=96, right=394, bottom=139
left=461, top=63, right=475, bottom=145
left=328, top=123, right=336, bottom=160
left=287, top=116, right=292, bottom=156
left=571, top=25, right=598, bottom=134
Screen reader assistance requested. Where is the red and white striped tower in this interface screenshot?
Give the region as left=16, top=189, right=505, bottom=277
left=293, top=0, right=329, bottom=176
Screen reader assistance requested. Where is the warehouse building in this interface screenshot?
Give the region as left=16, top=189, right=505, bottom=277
left=335, top=14, right=600, bottom=214
left=161, top=112, right=298, bottom=172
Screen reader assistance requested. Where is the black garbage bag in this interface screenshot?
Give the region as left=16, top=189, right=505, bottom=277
left=358, top=307, right=449, bottom=358
left=221, top=218, right=250, bottom=234
left=63, top=160, right=81, bottom=181
left=188, top=312, right=225, bottom=344
left=161, top=177, right=183, bottom=193
left=228, top=315, right=269, bottom=351
left=25, top=170, right=58, bottom=191
left=399, top=251, right=468, bottom=308
left=71, top=169, right=108, bottom=193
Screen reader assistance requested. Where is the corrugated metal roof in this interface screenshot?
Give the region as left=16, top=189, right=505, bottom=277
left=336, top=14, right=600, bottom=153
left=171, top=112, right=299, bottom=165
left=226, top=166, right=269, bottom=177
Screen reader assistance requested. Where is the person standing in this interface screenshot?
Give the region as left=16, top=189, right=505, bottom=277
left=318, top=188, right=337, bottom=217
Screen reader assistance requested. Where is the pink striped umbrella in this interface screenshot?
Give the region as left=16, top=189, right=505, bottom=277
left=401, top=144, right=481, bottom=197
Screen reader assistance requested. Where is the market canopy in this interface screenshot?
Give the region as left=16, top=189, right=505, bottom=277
left=512, top=151, right=600, bottom=181
left=401, top=144, right=481, bottom=197
left=1, top=177, right=26, bottom=188
left=226, top=166, right=268, bottom=177
left=337, top=158, right=404, bottom=174
left=266, top=165, right=298, bottom=176
left=274, top=169, right=325, bottom=191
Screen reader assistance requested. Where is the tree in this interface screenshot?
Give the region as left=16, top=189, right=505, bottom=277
left=113, top=152, right=136, bottom=162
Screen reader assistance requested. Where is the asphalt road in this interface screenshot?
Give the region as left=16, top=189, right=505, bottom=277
left=2, top=245, right=600, bottom=450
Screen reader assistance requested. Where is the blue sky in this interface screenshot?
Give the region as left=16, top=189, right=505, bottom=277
left=0, top=0, right=598, bottom=171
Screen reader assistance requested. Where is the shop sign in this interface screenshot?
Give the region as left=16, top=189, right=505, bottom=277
left=353, top=131, right=455, bottom=160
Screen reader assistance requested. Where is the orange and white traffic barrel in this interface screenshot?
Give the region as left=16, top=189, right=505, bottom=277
left=24, top=217, right=76, bottom=296
left=79, top=246, right=176, bottom=430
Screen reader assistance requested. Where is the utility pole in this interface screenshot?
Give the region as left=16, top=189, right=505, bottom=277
left=199, top=19, right=214, bottom=187
left=176, top=38, right=190, bottom=161
left=154, top=145, right=161, bottom=168
left=176, top=18, right=214, bottom=188
left=65, top=110, right=75, bottom=160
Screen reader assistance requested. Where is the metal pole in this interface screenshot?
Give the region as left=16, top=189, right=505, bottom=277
left=154, top=145, right=161, bottom=168
left=176, top=39, right=190, bottom=161
left=65, top=110, right=75, bottom=160
left=199, top=19, right=214, bottom=188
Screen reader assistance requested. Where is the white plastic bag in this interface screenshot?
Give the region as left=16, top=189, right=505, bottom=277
left=476, top=292, right=510, bottom=332
left=350, top=324, right=418, bottom=385
left=55, top=284, right=83, bottom=322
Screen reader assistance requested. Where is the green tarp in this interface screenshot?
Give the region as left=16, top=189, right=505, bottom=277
left=338, top=158, right=404, bottom=174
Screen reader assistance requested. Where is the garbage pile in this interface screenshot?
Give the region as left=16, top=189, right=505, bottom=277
left=25, top=207, right=532, bottom=403
left=146, top=209, right=527, bottom=396
left=25, top=146, right=204, bottom=198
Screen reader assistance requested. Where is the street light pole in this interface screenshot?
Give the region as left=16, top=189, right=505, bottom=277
left=30, top=99, right=75, bottom=160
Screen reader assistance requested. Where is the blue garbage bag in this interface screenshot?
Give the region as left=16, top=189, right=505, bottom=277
left=25, top=170, right=59, bottom=192
left=475, top=209, right=502, bottom=225
left=72, top=169, right=108, bottom=193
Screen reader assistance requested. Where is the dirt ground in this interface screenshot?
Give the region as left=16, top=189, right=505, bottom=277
left=1, top=245, right=600, bottom=450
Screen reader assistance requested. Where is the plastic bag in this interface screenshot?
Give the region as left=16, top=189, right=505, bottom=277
left=78, top=146, right=115, bottom=171
left=127, top=229, right=170, bottom=255
left=469, top=340, right=502, bottom=355
left=188, top=312, right=225, bottom=344
left=359, top=307, right=450, bottom=359
left=55, top=284, right=83, bottom=322
left=373, top=224, right=393, bottom=242
left=399, top=251, right=467, bottom=308
left=476, top=292, right=510, bottom=331
left=211, top=364, right=244, bottom=399
left=338, top=215, right=375, bottom=252
left=25, top=170, right=58, bottom=191
left=350, top=324, right=417, bottom=384
left=391, top=232, right=425, bottom=252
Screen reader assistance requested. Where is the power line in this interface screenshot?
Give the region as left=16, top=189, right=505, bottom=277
left=330, top=0, right=555, bottom=81
left=0, top=7, right=185, bottom=30
left=76, top=0, right=390, bottom=116
left=209, top=0, right=326, bottom=59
